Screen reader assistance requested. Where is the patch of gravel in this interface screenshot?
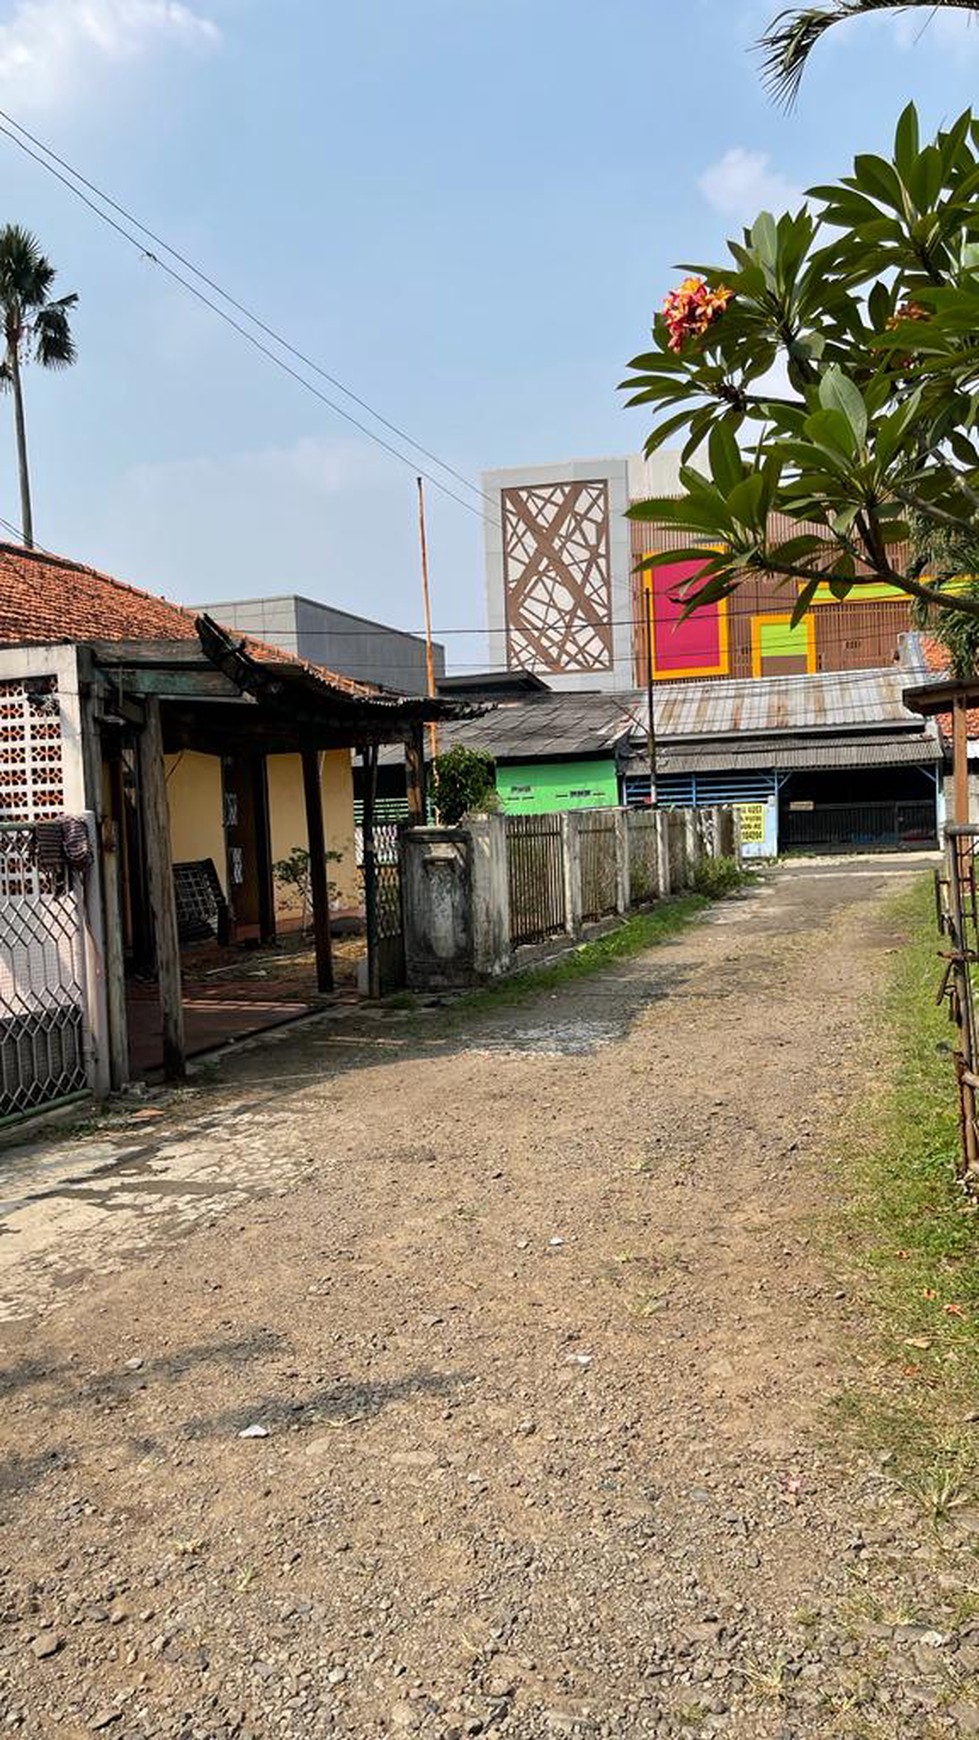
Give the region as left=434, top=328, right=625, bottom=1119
left=2, top=858, right=975, bottom=1739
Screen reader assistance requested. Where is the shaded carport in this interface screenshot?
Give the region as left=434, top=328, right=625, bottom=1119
left=88, top=616, right=450, bottom=1083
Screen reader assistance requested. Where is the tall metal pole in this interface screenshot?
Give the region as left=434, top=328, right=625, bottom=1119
left=644, top=571, right=658, bottom=807
left=416, top=477, right=439, bottom=769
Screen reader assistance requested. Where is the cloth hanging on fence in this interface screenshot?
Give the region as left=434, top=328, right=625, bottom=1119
left=32, top=815, right=93, bottom=877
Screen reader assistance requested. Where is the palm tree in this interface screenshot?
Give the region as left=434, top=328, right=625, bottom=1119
left=760, top=1, right=978, bottom=104
left=0, top=226, right=77, bottom=549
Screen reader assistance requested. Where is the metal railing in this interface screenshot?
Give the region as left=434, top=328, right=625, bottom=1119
left=0, top=820, right=90, bottom=1121
left=781, top=800, right=937, bottom=851
left=627, top=810, right=659, bottom=905
left=505, top=814, right=566, bottom=947
left=579, top=811, right=618, bottom=923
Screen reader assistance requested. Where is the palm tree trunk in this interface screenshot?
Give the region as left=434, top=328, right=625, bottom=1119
left=8, top=346, right=33, bottom=549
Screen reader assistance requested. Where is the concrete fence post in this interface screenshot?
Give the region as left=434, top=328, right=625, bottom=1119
left=561, top=811, right=583, bottom=938
left=469, top=813, right=512, bottom=978
left=615, top=809, right=630, bottom=915
left=656, top=811, right=672, bottom=897
left=685, top=809, right=699, bottom=882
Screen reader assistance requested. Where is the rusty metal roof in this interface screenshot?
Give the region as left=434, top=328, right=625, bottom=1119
left=649, top=733, right=942, bottom=775
left=649, top=667, right=922, bottom=740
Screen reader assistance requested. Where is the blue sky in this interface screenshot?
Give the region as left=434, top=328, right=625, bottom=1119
left=0, top=0, right=976, bottom=673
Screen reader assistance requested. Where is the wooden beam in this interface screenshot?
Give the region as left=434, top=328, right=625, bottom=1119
left=405, top=723, right=427, bottom=824
left=253, top=754, right=276, bottom=946
left=138, top=696, right=186, bottom=1080
left=109, top=668, right=245, bottom=700
left=301, top=748, right=334, bottom=994
left=361, top=745, right=381, bottom=1000
left=100, top=812, right=131, bottom=1091
left=954, top=694, right=970, bottom=826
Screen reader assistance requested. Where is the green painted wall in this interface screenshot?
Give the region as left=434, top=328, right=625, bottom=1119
left=497, top=759, right=619, bottom=815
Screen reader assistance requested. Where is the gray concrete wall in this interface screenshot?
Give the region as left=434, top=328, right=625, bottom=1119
left=201, top=595, right=445, bottom=694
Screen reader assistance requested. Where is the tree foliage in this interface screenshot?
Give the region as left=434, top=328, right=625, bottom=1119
left=759, top=2, right=978, bottom=108
left=0, top=224, right=77, bottom=548
left=431, top=745, right=497, bottom=825
left=621, top=105, right=979, bottom=631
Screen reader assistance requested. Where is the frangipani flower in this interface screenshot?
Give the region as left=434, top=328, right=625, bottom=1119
left=662, top=276, right=734, bottom=353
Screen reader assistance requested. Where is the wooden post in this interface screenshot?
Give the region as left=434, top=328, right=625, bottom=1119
left=253, top=754, right=276, bottom=945
left=405, top=723, right=427, bottom=825
left=302, top=748, right=334, bottom=994
left=101, top=815, right=130, bottom=1091
left=361, top=745, right=381, bottom=1000
left=416, top=478, right=439, bottom=766
left=137, top=696, right=185, bottom=1081
left=954, top=693, right=970, bottom=826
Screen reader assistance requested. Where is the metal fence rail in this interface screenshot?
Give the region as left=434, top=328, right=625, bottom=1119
left=579, top=811, right=618, bottom=923
left=627, top=811, right=659, bottom=905
left=0, top=822, right=90, bottom=1121
left=505, top=814, right=566, bottom=947
left=782, top=800, right=937, bottom=851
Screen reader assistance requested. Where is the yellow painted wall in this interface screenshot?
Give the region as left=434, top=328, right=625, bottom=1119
left=267, top=750, right=359, bottom=920
left=164, top=752, right=227, bottom=891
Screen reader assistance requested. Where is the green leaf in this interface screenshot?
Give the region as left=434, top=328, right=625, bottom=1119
left=708, top=420, right=745, bottom=495
left=790, top=580, right=820, bottom=626
left=894, top=104, right=920, bottom=182
left=819, top=366, right=868, bottom=446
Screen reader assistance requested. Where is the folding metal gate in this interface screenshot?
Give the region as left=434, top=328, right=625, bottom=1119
left=0, top=822, right=90, bottom=1121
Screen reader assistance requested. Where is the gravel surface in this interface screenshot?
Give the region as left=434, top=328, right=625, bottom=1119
left=2, top=855, right=977, bottom=1739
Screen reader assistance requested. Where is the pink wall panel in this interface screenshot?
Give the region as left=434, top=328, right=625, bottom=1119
left=649, top=559, right=729, bottom=678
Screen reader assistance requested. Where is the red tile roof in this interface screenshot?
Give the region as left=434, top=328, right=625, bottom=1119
left=0, top=541, right=375, bottom=699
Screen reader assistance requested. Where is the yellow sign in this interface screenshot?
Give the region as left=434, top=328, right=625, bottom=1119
left=736, top=803, right=767, bottom=844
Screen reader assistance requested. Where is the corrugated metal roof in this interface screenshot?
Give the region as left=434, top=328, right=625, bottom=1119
left=648, top=733, right=943, bottom=775
left=378, top=666, right=938, bottom=766
left=650, top=667, right=921, bottom=739
left=430, top=692, right=639, bottom=761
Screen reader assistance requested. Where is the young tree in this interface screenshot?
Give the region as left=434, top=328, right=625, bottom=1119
left=431, top=745, right=497, bottom=825
left=760, top=2, right=978, bottom=105
left=0, top=225, right=77, bottom=549
left=621, top=106, right=979, bottom=634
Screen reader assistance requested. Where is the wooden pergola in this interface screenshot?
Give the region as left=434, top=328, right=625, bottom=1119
left=903, top=675, right=979, bottom=827
left=84, top=616, right=452, bottom=1084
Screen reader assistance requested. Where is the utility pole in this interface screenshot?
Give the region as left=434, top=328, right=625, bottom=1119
left=644, top=569, right=657, bottom=806
left=416, top=477, right=439, bottom=768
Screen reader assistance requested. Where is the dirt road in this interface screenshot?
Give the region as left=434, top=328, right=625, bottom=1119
left=1, top=857, right=974, bottom=1740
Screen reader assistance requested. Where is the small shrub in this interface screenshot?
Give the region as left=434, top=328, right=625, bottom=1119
left=431, top=745, right=497, bottom=825
left=273, top=845, right=344, bottom=933
left=692, top=854, right=747, bottom=899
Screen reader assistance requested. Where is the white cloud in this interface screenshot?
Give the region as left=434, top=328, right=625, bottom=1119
left=0, top=0, right=220, bottom=111
left=698, top=147, right=804, bottom=222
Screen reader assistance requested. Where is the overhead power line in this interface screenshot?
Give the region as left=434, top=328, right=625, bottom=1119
left=0, top=110, right=502, bottom=530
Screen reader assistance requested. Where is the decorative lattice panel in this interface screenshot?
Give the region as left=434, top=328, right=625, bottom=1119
left=0, top=826, right=87, bottom=1120
left=502, top=481, right=614, bottom=674
left=0, top=678, right=64, bottom=821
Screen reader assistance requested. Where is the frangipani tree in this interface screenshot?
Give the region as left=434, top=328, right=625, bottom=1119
left=621, top=105, right=979, bottom=632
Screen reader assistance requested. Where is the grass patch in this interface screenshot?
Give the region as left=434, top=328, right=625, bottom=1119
left=448, top=894, right=710, bottom=1016
left=834, top=874, right=979, bottom=1476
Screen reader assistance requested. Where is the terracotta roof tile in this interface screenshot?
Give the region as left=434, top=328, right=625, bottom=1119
left=0, top=542, right=377, bottom=699
left=920, top=635, right=979, bottom=738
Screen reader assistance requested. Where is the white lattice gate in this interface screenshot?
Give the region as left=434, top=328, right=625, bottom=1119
left=0, top=823, right=90, bottom=1120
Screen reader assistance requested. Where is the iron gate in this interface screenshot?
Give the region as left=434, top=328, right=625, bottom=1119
left=0, top=822, right=90, bottom=1121
left=505, top=814, right=566, bottom=946
left=579, top=811, right=619, bottom=922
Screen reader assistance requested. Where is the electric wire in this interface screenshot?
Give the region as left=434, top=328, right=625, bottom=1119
left=0, top=116, right=500, bottom=530
left=0, top=107, right=503, bottom=520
